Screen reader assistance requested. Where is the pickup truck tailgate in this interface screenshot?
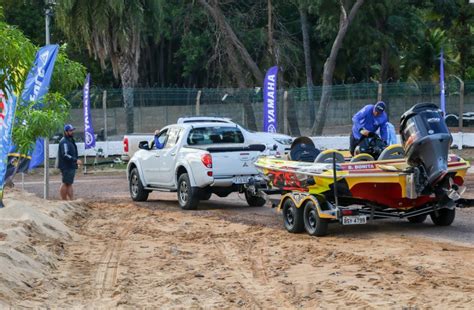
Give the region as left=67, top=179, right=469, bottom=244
left=207, top=145, right=264, bottom=178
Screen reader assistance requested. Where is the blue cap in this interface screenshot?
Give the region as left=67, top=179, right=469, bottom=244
left=64, top=124, right=75, bottom=131
left=374, top=101, right=386, bottom=113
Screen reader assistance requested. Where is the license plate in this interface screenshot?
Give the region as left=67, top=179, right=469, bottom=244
left=233, top=176, right=250, bottom=184
left=342, top=215, right=367, bottom=225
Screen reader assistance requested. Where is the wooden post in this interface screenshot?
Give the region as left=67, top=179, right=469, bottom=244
left=283, top=91, right=288, bottom=135
left=196, top=90, right=202, bottom=116
left=102, top=90, right=108, bottom=141
left=459, top=80, right=464, bottom=132
left=377, top=82, right=383, bottom=102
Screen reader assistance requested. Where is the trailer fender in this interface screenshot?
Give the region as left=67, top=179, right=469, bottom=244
left=278, top=192, right=337, bottom=220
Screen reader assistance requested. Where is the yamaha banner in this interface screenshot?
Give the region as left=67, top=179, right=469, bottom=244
left=263, top=66, right=279, bottom=133
left=83, top=73, right=96, bottom=149
left=22, top=45, right=59, bottom=169
left=0, top=85, right=18, bottom=207
left=21, top=45, right=59, bottom=107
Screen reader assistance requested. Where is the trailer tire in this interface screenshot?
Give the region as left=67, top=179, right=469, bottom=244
left=282, top=198, right=304, bottom=233
left=177, top=173, right=199, bottom=210
left=430, top=208, right=455, bottom=226
left=129, top=168, right=149, bottom=201
left=303, top=200, right=329, bottom=236
left=407, top=213, right=428, bottom=223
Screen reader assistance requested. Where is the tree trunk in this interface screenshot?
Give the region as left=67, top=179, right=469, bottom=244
left=159, top=41, right=165, bottom=87
left=118, top=55, right=139, bottom=134
left=198, top=0, right=259, bottom=130
left=312, top=0, right=364, bottom=135
left=380, top=46, right=389, bottom=83
left=267, top=0, right=274, bottom=57
left=198, top=0, right=264, bottom=83
left=299, top=5, right=315, bottom=124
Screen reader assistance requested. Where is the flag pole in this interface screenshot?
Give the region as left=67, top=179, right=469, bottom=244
left=43, top=2, right=51, bottom=200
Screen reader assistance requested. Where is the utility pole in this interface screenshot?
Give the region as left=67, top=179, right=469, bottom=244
left=43, top=0, right=53, bottom=199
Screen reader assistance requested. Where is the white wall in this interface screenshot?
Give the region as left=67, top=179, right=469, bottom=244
left=48, top=132, right=474, bottom=158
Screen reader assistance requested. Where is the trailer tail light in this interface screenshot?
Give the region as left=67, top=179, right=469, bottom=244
left=201, top=154, right=212, bottom=168
left=123, top=137, right=129, bottom=153
left=341, top=209, right=355, bottom=216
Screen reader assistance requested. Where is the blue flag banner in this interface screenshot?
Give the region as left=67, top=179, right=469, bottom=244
left=263, top=66, right=279, bottom=132
left=0, top=85, right=18, bottom=206
left=440, top=49, right=446, bottom=114
left=22, top=45, right=59, bottom=169
left=21, top=45, right=59, bottom=107
left=83, top=73, right=96, bottom=149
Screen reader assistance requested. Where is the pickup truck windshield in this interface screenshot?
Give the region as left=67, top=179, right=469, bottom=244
left=187, top=127, right=244, bottom=145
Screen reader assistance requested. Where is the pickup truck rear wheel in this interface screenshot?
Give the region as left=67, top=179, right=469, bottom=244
left=177, top=173, right=199, bottom=210
left=129, top=168, right=149, bottom=201
left=244, top=190, right=266, bottom=207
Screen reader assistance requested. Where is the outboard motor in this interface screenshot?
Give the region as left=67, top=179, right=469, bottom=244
left=400, top=103, right=452, bottom=186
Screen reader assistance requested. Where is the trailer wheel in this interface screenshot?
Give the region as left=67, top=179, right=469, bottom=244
left=407, top=214, right=428, bottom=223
left=282, top=198, right=304, bottom=233
left=129, top=168, right=149, bottom=201
left=303, top=200, right=329, bottom=236
left=177, top=173, right=199, bottom=210
left=430, top=208, right=455, bottom=226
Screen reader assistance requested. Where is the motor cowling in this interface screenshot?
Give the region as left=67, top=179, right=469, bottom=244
left=400, top=103, right=452, bottom=186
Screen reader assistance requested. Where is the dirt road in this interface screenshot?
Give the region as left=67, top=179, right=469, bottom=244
left=21, top=171, right=474, bottom=245
left=9, top=171, right=473, bottom=307
left=17, top=200, right=474, bottom=308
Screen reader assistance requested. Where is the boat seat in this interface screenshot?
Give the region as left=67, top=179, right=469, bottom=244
left=289, top=136, right=320, bottom=162
left=314, top=150, right=345, bottom=163
left=351, top=153, right=375, bottom=162
left=378, top=144, right=405, bottom=160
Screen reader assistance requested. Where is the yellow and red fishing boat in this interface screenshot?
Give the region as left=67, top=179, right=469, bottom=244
left=255, top=103, right=470, bottom=236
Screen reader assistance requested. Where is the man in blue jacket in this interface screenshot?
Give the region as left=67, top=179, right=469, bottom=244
left=350, top=101, right=388, bottom=155
left=58, top=124, right=81, bottom=200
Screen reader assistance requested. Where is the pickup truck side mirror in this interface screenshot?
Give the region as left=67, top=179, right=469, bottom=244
left=138, top=141, right=150, bottom=150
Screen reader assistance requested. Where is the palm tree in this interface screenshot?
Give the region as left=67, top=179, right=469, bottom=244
left=56, top=0, right=164, bottom=133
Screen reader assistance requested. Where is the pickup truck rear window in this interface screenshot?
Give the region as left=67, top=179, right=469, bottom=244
left=187, top=127, right=244, bottom=145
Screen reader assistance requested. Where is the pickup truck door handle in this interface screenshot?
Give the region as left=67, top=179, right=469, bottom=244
left=170, top=152, right=176, bottom=156
left=154, top=154, right=160, bottom=157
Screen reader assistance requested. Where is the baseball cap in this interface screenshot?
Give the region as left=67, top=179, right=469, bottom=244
left=374, top=101, right=386, bottom=113
left=64, top=124, right=76, bottom=131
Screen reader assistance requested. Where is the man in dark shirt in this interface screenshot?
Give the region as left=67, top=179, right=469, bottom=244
left=58, top=124, right=81, bottom=200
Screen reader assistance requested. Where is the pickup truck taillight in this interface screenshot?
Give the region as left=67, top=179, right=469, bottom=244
left=201, top=154, right=212, bottom=168
left=123, top=137, right=129, bottom=153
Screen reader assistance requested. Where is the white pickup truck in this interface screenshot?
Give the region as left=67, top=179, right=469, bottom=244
left=127, top=122, right=269, bottom=209
left=122, top=116, right=293, bottom=162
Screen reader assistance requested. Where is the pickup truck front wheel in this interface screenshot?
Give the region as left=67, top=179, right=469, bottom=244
left=129, top=168, right=149, bottom=201
left=177, top=173, right=199, bottom=210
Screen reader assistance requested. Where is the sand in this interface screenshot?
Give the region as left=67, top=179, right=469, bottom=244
left=0, top=189, right=85, bottom=307
left=0, top=194, right=471, bottom=308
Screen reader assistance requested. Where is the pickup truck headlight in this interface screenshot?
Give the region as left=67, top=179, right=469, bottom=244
left=273, top=137, right=293, bottom=145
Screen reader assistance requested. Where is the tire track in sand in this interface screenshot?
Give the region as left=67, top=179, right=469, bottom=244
left=94, top=221, right=133, bottom=299
left=212, top=239, right=293, bottom=309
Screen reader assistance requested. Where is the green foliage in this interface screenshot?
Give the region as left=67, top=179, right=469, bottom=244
left=3, top=0, right=474, bottom=88
left=13, top=93, right=71, bottom=155
left=0, top=18, right=85, bottom=155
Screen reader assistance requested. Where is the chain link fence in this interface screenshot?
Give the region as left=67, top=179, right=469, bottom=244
left=65, top=80, right=474, bottom=141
